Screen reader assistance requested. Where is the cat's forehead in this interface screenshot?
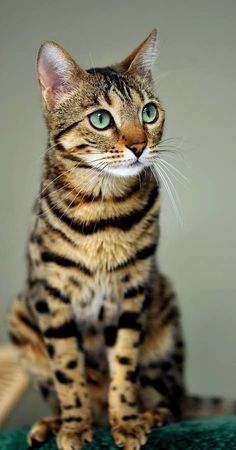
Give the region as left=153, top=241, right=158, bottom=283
left=87, top=67, right=154, bottom=106
left=84, top=67, right=156, bottom=120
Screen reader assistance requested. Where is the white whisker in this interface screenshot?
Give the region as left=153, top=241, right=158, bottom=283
left=158, top=158, right=189, bottom=184
left=153, top=162, right=183, bottom=227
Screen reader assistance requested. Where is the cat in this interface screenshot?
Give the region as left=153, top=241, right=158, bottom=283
left=8, top=30, right=235, bottom=450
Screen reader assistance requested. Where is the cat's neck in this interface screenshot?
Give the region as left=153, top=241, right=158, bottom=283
left=44, top=151, right=153, bottom=201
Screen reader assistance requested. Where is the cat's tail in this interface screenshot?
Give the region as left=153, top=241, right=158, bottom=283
left=182, top=394, right=236, bottom=419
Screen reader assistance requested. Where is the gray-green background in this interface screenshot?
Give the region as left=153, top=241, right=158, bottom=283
left=1, top=0, right=236, bottom=429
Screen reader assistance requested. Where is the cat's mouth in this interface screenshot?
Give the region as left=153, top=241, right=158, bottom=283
left=129, top=160, right=142, bottom=167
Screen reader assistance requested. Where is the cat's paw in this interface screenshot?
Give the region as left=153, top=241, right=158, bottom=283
left=142, top=407, right=174, bottom=428
left=111, top=414, right=151, bottom=450
left=56, top=424, right=93, bottom=450
left=28, top=416, right=61, bottom=446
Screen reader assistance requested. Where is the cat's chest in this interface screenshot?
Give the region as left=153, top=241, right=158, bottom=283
left=72, top=272, right=122, bottom=328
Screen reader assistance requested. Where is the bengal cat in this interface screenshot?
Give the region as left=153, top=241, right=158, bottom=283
left=8, top=30, right=235, bottom=450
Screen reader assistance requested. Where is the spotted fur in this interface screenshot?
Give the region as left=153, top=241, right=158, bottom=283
left=8, top=30, right=236, bottom=450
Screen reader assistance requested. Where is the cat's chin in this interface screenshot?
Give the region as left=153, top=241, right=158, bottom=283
left=104, top=163, right=145, bottom=178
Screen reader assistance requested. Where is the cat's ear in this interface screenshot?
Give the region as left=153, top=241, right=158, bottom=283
left=37, top=41, right=87, bottom=108
left=116, top=29, right=158, bottom=78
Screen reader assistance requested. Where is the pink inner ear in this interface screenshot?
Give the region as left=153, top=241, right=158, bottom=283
left=37, top=44, right=72, bottom=106
left=38, top=59, right=64, bottom=97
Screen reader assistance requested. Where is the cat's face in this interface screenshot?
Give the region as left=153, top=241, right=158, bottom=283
left=38, top=30, right=165, bottom=177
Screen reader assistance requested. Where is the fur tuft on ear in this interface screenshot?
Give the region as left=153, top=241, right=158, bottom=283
left=37, top=41, right=86, bottom=108
left=115, top=29, right=158, bottom=78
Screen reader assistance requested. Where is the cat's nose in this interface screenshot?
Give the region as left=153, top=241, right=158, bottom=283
left=127, top=141, right=147, bottom=157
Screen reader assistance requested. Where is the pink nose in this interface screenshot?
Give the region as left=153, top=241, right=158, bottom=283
left=128, top=141, right=147, bottom=157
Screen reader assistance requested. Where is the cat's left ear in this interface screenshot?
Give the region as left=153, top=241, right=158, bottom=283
left=37, top=41, right=89, bottom=109
left=115, top=29, right=158, bottom=78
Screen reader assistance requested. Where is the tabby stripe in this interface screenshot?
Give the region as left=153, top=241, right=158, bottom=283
left=29, top=278, right=70, bottom=304
left=124, top=84, right=132, bottom=101
left=162, top=306, right=179, bottom=325
left=61, top=154, right=90, bottom=167
left=133, top=85, right=145, bottom=101
left=76, top=144, right=89, bottom=150
left=42, top=215, right=75, bottom=245
left=44, top=320, right=80, bottom=340
left=110, top=241, right=157, bottom=272
left=9, top=332, right=22, bottom=346
left=54, top=120, right=81, bottom=141
left=136, top=242, right=157, bottom=260
left=159, top=293, right=175, bottom=314
left=141, top=293, right=152, bottom=311
left=124, top=284, right=145, bottom=299
left=17, top=313, right=40, bottom=334
left=103, top=90, right=112, bottom=105
left=44, top=283, right=71, bottom=305
left=113, top=87, right=125, bottom=102
left=113, top=179, right=142, bottom=202
left=41, top=251, right=92, bottom=276
left=118, top=312, right=141, bottom=331
left=45, top=185, right=158, bottom=235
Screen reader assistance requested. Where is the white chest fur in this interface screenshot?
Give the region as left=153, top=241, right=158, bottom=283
left=72, top=272, right=123, bottom=328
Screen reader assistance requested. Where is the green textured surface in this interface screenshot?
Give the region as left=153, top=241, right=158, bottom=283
left=1, top=417, right=236, bottom=449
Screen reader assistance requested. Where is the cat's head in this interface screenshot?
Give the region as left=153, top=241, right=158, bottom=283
left=37, top=30, right=165, bottom=177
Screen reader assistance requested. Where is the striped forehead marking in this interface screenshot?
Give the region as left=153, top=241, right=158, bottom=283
left=87, top=67, right=145, bottom=104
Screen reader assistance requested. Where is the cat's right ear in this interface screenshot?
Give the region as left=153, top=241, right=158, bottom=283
left=37, top=42, right=87, bottom=109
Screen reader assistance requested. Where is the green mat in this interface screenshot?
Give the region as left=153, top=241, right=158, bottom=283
left=1, top=417, right=236, bottom=449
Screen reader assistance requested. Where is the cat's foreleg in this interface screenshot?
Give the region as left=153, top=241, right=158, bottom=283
left=31, top=301, right=93, bottom=450
left=107, top=290, right=151, bottom=450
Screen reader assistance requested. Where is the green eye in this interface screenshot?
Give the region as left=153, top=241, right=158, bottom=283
left=142, top=103, right=158, bottom=124
left=89, top=109, right=113, bottom=130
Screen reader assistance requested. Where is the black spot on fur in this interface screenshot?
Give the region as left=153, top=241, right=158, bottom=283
left=104, top=326, right=117, bottom=346
left=126, top=368, right=139, bottom=383
left=122, top=414, right=138, bottom=421
left=35, top=300, right=49, bottom=314
left=117, top=356, right=131, bottom=365
left=75, top=395, right=82, bottom=407
left=40, top=385, right=50, bottom=399
left=118, top=312, right=141, bottom=331
left=67, top=359, right=77, bottom=369
left=55, top=371, right=73, bottom=385
left=98, top=306, right=104, bottom=321
left=141, top=293, right=152, bottom=311
left=120, top=394, right=127, bottom=403
left=124, top=285, right=145, bottom=299
left=47, top=344, right=55, bottom=358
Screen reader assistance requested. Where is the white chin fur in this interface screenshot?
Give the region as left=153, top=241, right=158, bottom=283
left=104, top=164, right=144, bottom=177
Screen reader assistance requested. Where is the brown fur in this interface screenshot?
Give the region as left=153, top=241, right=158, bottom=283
left=8, top=30, right=236, bottom=450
